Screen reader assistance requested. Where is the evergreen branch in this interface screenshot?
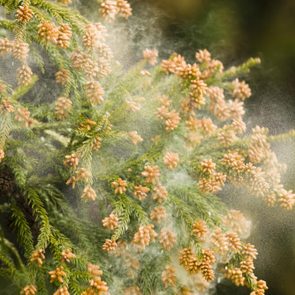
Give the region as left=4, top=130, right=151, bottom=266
left=0, top=112, right=13, bottom=147
left=112, top=195, right=149, bottom=240
left=222, top=57, right=261, bottom=79
left=25, top=187, right=52, bottom=250
left=11, top=76, right=38, bottom=102
left=10, top=205, right=34, bottom=260
left=31, top=0, right=88, bottom=28
left=2, top=238, right=26, bottom=273
left=0, top=19, right=17, bottom=32
left=269, top=129, right=295, bottom=142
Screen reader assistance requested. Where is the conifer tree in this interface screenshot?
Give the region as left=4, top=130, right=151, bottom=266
left=0, top=1, right=294, bottom=294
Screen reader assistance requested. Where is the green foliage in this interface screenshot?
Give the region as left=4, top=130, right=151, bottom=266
left=0, top=0, right=294, bottom=294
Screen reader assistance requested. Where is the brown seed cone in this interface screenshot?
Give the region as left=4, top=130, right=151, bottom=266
left=179, top=248, right=194, bottom=268
left=97, top=60, right=111, bottom=78
left=17, top=65, right=33, bottom=86
left=180, top=63, right=201, bottom=80
left=117, top=0, right=132, bottom=18
left=196, top=49, right=211, bottom=63
left=240, top=257, right=255, bottom=274
left=48, top=266, right=66, bottom=283
left=133, top=185, right=150, bottom=201
left=192, top=220, right=207, bottom=239
left=202, top=249, right=216, bottom=264
left=189, top=92, right=206, bottom=110
left=12, top=40, right=29, bottom=61
left=152, top=184, right=168, bottom=203
left=232, top=79, right=251, bottom=100
left=16, top=5, right=33, bottom=23
left=71, top=51, right=86, bottom=70
left=200, top=159, right=216, bottom=175
left=242, top=243, right=258, bottom=260
left=128, top=131, right=143, bottom=145
left=102, top=239, right=117, bottom=252
left=90, top=277, right=109, bottom=292
left=21, top=285, right=37, bottom=295
left=84, top=58, right=100, bottom=78
left=97, top=43, right=113, bottom=61
left=87, top=263, right=103, bottom=277
left=79, top=120, right=97, bottom=133
left=225, top=267, right=245, bottom=286
left=0, top=38, right=12, bottom=55
left=64, top=153, right=79, bottom=168
left=159, top=229, right=176, bottom=251
left=278, top=189, right=295, bottom=210
left=92, top=136, right=102, bottom=151
left=132, top=224, right=157, bottom=249
left=102, top=213, right=119, bottom=230
left=162, top=265, right=176, bottom=288
left=200, top=261, right=215, bottom=281
left=211, top=228, right=228, bottom=254
left=81, top=185, right=97, bottom=201
left=100, top=0, right=117, bottom=20
left=111, top=178, right=127, bottom=195
left=226, top=232, right=242, bottom=252
left=83, top=25, right=98, bottom=49
left=15, top=107, right=35, bottom=127
left=264, top=193, right=277, bottom=207
left=150, top=206, right=166, bottom=223
left=163, top=151, right=179, bottom=169
left=57, top=24, right=72, bottom=48
left=164, top=110, right=181, bottom=131
left=53, top=286, right=70, bottom=295
left=188, top=256, right=200, bottom=274
left=141, top=165, right=160, bottom=183
left=55, top=69, right=70, bottom=85
left=30, top=249, right=45, bottom=266
left=61, top=248, right=76, bottom=262
left=85, top=81, right=104, bottom=105
left=38, top=22, right=58, bottom=43
left=256, top=280, right=268, bottom=291
left=55, top=97, right=72, bottom=120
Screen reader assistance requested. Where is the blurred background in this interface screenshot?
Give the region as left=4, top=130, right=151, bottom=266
left=125, top=0, right=295, bottom=294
